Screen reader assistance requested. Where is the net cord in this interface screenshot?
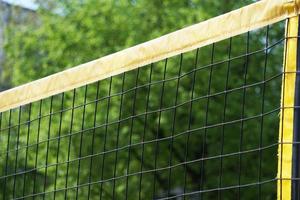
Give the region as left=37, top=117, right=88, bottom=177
left=292, top=14, right=300, bottom=200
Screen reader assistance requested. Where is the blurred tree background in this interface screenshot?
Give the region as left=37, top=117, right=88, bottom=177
left=2, top=0, right=256, bottom=86
left=0, top=0, right=285, bottom=199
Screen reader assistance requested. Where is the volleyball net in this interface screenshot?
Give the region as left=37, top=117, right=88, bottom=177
left=0, top=0, right=299, bottom=199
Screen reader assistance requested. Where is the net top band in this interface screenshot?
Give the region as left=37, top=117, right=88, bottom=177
left=0, top=0, right=299, bottom=112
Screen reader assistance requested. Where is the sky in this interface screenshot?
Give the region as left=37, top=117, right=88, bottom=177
left=2, top=0, right=38, bottom=10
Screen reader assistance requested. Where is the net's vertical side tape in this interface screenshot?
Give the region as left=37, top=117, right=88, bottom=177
left=277, top=16, right=298, bottom=200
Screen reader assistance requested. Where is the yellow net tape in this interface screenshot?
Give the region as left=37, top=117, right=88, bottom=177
left=0, top=0, right=299, bottom=112
left=277, top=16, right=298, bottom=200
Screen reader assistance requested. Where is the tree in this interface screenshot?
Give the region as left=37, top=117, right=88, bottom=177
left=2, top=0, right=281, bottom=199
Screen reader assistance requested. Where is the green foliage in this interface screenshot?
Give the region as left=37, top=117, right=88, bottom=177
left=1, top=0, right=283, bottom=199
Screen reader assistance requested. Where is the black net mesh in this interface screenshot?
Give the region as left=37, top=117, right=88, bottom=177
left=0, top=21, right=286, bottom=199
